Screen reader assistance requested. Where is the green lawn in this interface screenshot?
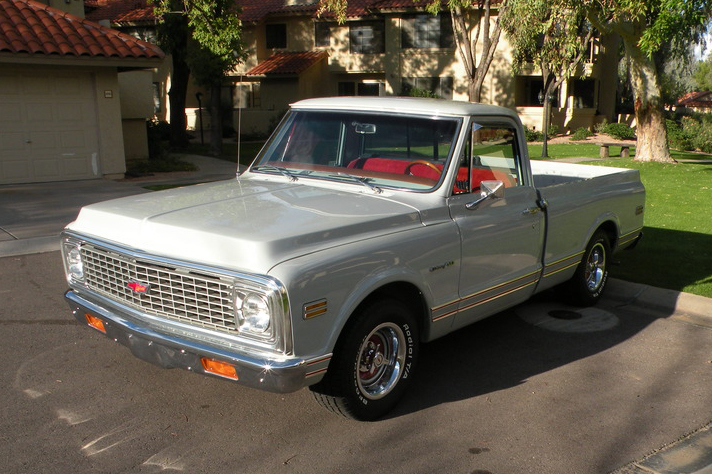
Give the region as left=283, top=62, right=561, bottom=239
left=545, top=153, right=712, bottom=298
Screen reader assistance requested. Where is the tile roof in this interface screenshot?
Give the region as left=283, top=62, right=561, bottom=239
left=246, top=50, right=327, bottom=75
left=84, top=0, right=151, bottom=24
left=0, top=0, right=164, bottom=59
left=677, top=91, right=712, bottom=108
left=238, top=0, right=441, bottom=23
left=113, top=6, right=156, bottom=25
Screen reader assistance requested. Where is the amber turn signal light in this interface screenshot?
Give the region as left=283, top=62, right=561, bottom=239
left=85, top=314, right=106, bottom=333
left=201, top=358, right=238, bottom=380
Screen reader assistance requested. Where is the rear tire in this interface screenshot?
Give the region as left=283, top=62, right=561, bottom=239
left=564, top=230, right=610, bottom=306
left=310, top=299, right=419, bottom=421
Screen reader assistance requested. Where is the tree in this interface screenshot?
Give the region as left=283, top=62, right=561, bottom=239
left=694, top=58, right=712, bottom=91
left=152, top=0, right=243, bottom=155
left=154, top=1, right=191, bottom=149
left=318, top=0, right=505, bottom=103
left=501, top=0, right=593, bottom=157
left=578, top=0, right=712, bottom=163
left=426, top=0, right=505, bottom=102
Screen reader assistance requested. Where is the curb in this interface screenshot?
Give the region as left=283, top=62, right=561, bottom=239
left=606, top=278, right=712, bottom=325
left=611, top=423, right=712, bottom=474
left=0, top=236, right=60, bottom=258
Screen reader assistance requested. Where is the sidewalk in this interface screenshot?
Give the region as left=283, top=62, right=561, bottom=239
left=0, top=154, right=238, bottom=257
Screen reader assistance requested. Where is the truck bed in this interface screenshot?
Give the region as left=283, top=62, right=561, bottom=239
left=530, top=160, right=634, bottom=188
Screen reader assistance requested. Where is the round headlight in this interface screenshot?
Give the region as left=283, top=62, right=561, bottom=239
left=67, top=247, right=84, bottom=280
left=240, top=293, right=271, bottom=333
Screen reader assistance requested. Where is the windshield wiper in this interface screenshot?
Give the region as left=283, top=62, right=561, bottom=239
left=329, top=172, right=382, bottom=194
left=252, top=165, right=300, bottom=182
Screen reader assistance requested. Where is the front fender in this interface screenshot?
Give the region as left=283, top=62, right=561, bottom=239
left=268, top=221, right=461, bottom=363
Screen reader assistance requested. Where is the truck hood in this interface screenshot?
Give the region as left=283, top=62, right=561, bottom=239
left=66, top=178, right=423, bottom=273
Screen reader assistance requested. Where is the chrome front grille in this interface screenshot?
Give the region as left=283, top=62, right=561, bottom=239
left=81, top=244, right=237, bottom=333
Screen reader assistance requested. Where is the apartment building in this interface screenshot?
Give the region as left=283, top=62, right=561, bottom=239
left=230, top=0, right=620, bottom=136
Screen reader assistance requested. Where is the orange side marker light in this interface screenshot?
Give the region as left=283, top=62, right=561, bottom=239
left=85, top=314, right=106, bottom=333
left=201, top=358, right=238, bottom=380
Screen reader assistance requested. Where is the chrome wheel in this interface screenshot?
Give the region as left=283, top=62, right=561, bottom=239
left=585, top=242, right=607, bottom=292
left=357, top=323, right=407, bottom=400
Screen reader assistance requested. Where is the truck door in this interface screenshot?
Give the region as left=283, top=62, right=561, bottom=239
left=447, top=120, right=545, bottom=330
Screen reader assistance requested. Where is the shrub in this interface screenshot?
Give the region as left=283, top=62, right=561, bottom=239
left=147, top=120, right=169, bottom=160
left=666, top=119, right=693, bottom=151
left=604, top=122, right=636, bottom=140
left=547, top=124, right=559, bottom=138
left=525, top=126, right=544, bottom=142
left=594, top=119, right=608, bottom=134
left=407, top=87, right=441, bottom=98
left=570, top=127, right=593, bottom=141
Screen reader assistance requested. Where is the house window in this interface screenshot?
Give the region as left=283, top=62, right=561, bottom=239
left=315, top=22, right=330, bottom=48
left=338, top=81, right=383, bottom=96
left=266, top=24, right=287, bottom=49
left=233, top=83, right=261, bottom=109
left=571, top=78, right=596, bottom=109
left=152, top=82, right=162, bottom=115
left=515, top=76, right=559, bottom=107
left=349, top=20, right=385, bottom=54
left=401, top=77, right=453, bottom=100
left=402, top=13, right=453, bottom=49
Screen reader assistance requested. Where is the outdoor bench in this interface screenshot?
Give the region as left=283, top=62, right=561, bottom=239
left=599, top=142, right=631, bottom=158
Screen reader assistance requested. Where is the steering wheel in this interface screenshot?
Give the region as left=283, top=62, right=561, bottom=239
left=404, top=160, right=442, bottom=177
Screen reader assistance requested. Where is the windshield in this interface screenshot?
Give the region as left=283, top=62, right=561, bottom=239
left=251, top=110, right=462, bottom=192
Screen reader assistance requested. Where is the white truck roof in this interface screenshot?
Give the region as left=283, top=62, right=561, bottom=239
left=291, top=96, right=521, bottom=121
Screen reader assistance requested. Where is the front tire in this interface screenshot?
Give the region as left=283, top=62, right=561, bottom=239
left=565, top=230, right=610, bottom=306
left=310, top=299, right=419, bottom=421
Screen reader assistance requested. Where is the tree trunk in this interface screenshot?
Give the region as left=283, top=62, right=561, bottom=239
left=622, top=30, right=675, bottom=163
left=209, top=84, right=223, bottom=157
left=168, top=52, right=190, bottom=150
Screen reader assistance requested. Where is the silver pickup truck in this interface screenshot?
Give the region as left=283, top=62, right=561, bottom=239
left=62, top=97, right=644, bottom=420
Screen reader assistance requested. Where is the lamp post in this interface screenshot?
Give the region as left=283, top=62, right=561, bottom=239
left=538, top=89, right=550, bottom=159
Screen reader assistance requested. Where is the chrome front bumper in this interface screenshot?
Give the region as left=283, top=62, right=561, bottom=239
left=65, top=290, right=325, bottom=393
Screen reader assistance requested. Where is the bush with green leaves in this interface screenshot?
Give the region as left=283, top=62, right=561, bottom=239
left=666, top=115, right=712, bottom=153
left=603, top=122, right=636, bottom=140
left=525, top=126, right=544, bottom=142
left=407, top=87, right=441, bottom=98
left=594, top=119, right=608, bottom=134
left=570, top=127, right=593, bottom=141
left=666, top=119, right=693, bottom=151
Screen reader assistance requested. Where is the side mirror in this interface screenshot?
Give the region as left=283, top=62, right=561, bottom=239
left=466, top=180, right=504, bottom=210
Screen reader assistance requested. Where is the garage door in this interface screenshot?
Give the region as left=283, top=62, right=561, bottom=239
left=0, top=70, right=100, bottom=184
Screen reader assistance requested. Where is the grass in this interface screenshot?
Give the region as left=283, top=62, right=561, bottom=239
left=556, top=155, right=712, bottom=298
left=527, top=141, right=712, bottom=161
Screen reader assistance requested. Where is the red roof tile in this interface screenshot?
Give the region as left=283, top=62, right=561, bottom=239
left=114, top=6, right=156, bottom=24
left=677, top=91, right=712, bottom=107
left=246, top=50, right=327, bottom=75
left=85, top=0, right=151, bottom=23
left=237, top=0, right=498, bottom=22
left=0, top=0, right=164, bottom=59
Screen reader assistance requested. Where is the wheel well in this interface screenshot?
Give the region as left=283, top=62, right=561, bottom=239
left=353, top=282, right=429, bottom=342
left=597, top=221, right=618, bottom=249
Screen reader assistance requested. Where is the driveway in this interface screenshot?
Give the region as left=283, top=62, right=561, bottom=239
left=1, top=251, right=711, bottom=474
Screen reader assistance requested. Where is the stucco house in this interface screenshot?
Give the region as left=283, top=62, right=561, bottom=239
left=232, top=0, right=620, bottom=136
left=85, top=0, right=620, bottom=138
left=0, top=0, right=164, bottom=185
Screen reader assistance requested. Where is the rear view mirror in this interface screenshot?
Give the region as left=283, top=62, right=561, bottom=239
left=353, top=122, right=377, bottom=134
